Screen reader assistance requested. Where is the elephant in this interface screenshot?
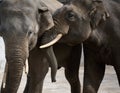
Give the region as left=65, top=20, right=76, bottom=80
left=24, top=43, right=82, bottom=93
left=81, top=0, right=120, bottom=93
left=0, top=0, right=59, bottom=93
left=23, top=0, right=88, bottom=93
left=45, top=0, right=120, bottom=93
left=25, top=0, right=120, bottom=93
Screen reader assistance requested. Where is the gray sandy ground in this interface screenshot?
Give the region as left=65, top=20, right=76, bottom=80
left=0, top=37, right=120, bottom=93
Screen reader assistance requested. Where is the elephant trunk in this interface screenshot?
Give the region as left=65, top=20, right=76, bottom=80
left=1, top=39, right=28, bottom=93
left=45, top=46, right=58, bottom=82
left=39, top=12, right=69, bottom=81
left=40, top=29, right=60, bottom=82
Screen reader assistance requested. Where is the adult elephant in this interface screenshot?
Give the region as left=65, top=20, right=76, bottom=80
left=0, top=0, right=58, bottom=93
left=81, top=0, right=120, bottom=93
left=44, top=0, right=120, bottom=93
left=24, top=0, right=85, bottom=93
left=24, top=44, right=82, bottom=93
left=25, top=0, right=120, bottom=93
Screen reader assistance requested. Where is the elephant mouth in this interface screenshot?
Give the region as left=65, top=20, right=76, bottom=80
left=40, top=33, right=63, bottom=48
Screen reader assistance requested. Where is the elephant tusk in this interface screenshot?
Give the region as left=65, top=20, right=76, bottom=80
left=2, top=63, right=8, bottom=88
left=40, top=34, right=63, bottom=48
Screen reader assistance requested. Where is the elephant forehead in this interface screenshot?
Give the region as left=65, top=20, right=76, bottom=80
left=25, top=15, right=39, bottom=34
left=69, top=3, right=89, bottom=17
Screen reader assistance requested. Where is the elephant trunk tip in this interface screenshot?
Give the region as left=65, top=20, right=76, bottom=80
left=51, top=76, right=56, bottom=82
left=51, top=67, right=57, bottom=82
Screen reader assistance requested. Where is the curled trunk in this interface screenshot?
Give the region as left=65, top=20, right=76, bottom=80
left=40, top=20, right=65, bottom=82
left=39, top=0, right=64, bottom=82
left=40, top=28, right=60, bottom=82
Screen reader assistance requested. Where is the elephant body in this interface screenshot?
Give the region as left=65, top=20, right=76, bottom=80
left=41, top=0, right=120, bottom=93
left=24, top=0, right=120, bottom=93
left=82, top=0, right=120, bottom=93
left=24, top=0, right=86, bottom=93
left=0, top=0, right=54, bottom=93
left=24, top=43, right=81, bottom=93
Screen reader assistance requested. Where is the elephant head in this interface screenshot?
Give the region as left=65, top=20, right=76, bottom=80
left=40, top=0, right=109, bottom=47
left=0, top=0, right=55, bottom=92
left=38, top=0, right=109, bottom=83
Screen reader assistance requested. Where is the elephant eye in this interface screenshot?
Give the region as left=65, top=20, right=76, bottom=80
left=66, top=12, right=76, bottom=21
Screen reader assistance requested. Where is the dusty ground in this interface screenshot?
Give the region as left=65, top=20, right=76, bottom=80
left=0, top=67, right=120, bottom=93
left=0, top=38, right=120, bottom=93
left=42, top=66, right=120, bottom=93
left=1, top=66, right=119, bottom=93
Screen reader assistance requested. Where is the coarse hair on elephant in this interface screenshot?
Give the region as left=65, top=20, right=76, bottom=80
left=0, top=0, right=56, bottom=93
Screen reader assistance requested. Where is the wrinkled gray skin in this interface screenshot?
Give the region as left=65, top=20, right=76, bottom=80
left=0, top=0, right=55, bottom=93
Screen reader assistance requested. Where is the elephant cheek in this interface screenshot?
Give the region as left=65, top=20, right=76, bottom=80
left=62, top=25, right=69, bottom=35
left=78, top=23, right=92, bottom=42
left=40, top=11, right=54, bottom=33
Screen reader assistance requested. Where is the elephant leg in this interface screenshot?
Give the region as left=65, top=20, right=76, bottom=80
left=83, top=47, right=105, bottom=93
left=65, top=44, right=81, bottom=93
left=24, top=48, right=49, bottom=93
left=28, top=60, right=49, bottom=93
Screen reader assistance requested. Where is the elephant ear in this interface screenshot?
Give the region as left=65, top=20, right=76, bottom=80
left=39, top=8, right=54, bottom=32
left=38, top=0, right=63, bottom=36
left=38, top=2, right=54, bottom=36
left=89, top=0, right=109, bottom=29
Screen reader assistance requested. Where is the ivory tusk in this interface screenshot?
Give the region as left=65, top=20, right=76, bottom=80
left=40, top=34, right=63, bottom=48
left=2, top=63, right=8, bottom=88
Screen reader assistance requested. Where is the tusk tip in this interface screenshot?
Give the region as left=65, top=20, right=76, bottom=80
left=39, top=34, right=63, bottom=49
